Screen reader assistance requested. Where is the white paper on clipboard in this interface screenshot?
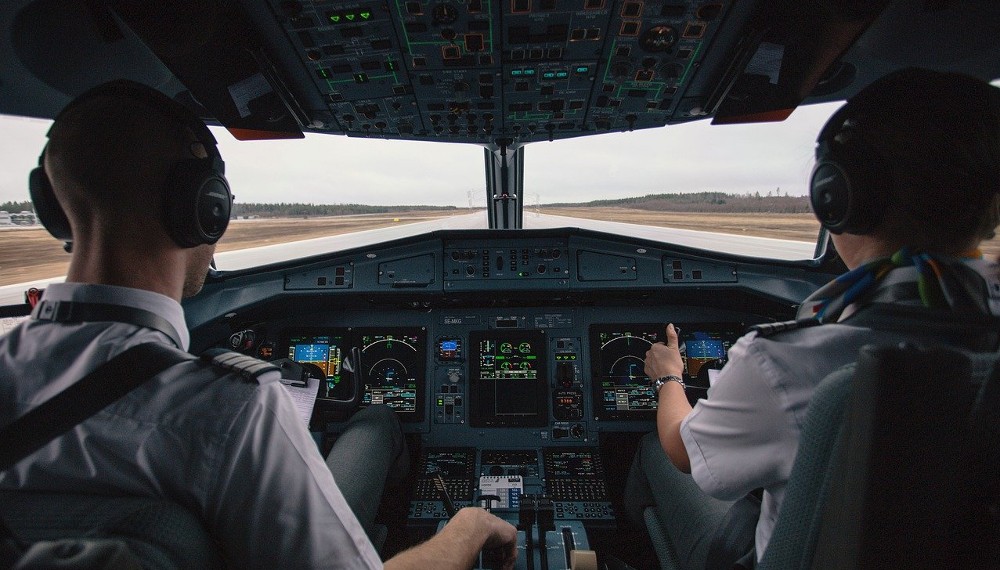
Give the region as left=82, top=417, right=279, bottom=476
left=280, top=375, right=320, bottom=425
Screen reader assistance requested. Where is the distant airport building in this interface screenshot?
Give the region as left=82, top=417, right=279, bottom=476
left=10, top=211, right=37, bottom=225
left=0, top=211, right=11, bottom=226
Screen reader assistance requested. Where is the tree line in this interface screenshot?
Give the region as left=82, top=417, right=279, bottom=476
left=0, top=200, right=457, bottom=218
left=230, top=202, right=457, bottom=217
left=541, top=191, right=811, bottom=214
left=3, top=191, right=811, bottom=218
left=0, top=201, right=32, bottom=213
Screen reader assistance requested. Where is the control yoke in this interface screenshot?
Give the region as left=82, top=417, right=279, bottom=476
left=275, top=346, right=363, bottom=412
left=333, top=346, right=365, bottom=411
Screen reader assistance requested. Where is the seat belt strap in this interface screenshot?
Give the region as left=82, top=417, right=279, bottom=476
left=0, top=343, right=192, bottom=471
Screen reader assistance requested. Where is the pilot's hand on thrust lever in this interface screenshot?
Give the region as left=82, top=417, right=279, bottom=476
left=645, top=323, right=684, bottom=380
left=471, top=507, right=518, bottom=570
left=384, top=507, right=516, bottom=570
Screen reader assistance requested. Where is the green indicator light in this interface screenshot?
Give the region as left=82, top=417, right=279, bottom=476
left=330, top=15, right=340, bottom=22
left=437, top=399, right=444, bottom=406
left=345, top=13, right=356, bottom=21
left=543, top=72, right=556, bottom=79
left=511, top=69, right=523, bottom=76
left=360, top=11, right=371, bottom=19
left=496, top=356, right=506, bottom=360
left=526, top=355, right=537, bottom=359
left=524, top=69, right=536, bottom=76
left=575, top=66, right=589, bottom=73
left=556, top=71, right=568, bottom=78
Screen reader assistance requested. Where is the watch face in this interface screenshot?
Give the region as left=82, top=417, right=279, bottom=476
left=654, top=376, right=683, bottom=395
left=653, top=377, right=666, bottom=394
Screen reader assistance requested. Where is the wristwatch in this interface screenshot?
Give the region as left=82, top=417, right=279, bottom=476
left=652, top=375, right=685, bottom=395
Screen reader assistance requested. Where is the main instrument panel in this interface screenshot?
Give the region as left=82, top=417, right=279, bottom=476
left=198, top=230, right=821, bottom=400
left=277, top=314, right=745, bottom=432
left=193, top=228, right=830, bottom=527
left=274, top=309, right=749, bottom=526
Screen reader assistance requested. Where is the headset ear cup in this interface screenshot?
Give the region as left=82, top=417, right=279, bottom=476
left=163, top=160, right=232, bottom=248
left=810, top=143, right=884, bottom=235
left=29, top=166, right=73, bottom=241
left=810, top=158, right=854, bottom=234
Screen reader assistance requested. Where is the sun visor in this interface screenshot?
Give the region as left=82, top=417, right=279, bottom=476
left=110, top=1, right=304, bottom=140
left=712, top=2, right=888, bottom=126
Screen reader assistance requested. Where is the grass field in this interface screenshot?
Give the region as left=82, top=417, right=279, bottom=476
left=2, top=207, right=998, bottom=287
left=0, top=210, right=462, bottom=287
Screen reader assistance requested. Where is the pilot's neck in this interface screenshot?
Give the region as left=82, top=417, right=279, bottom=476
left=65, top=236, right=188, bottom=302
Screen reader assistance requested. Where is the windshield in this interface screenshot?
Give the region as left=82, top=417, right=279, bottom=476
left=207, top=100, right=837, bottom=267
left=3, top=99, right=995, bottom=287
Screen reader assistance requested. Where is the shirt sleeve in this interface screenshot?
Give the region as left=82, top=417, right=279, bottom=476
left=679, top=333, right=798, bottom=501
left=204, top=374, right=383, bottom=569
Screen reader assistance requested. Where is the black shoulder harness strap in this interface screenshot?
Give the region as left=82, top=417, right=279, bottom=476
left=31, top=300, right=184, bottom=349
left=749, top=304, right=1000, bottom=350
left=0, top=343, right=193, bottom=472
left=748, top=318, right=821, bottom=338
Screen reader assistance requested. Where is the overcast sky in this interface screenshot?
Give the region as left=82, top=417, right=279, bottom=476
left=0, top=101, right=841, bottom=208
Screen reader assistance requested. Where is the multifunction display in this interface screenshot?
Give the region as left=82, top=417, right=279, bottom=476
left=358, top=329, right=425, bottom=419
left=590, top=324, right=663, bottom=420
left=469, top=329, right=548, bottom=427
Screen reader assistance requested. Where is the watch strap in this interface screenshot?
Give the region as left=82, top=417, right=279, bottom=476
left=653, top=374, right=685, bottom=395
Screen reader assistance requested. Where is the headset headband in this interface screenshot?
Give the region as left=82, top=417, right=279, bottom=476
left=31, top=79, right=232, bottom=248
left=45, top=80, right=223, bottom=168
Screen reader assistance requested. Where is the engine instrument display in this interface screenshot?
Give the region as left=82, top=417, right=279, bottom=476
left=469, top=329, right=548, bottom=428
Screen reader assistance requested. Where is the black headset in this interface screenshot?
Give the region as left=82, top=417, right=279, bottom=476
left=29, top=80, right=233, bottom=249
left=809, top=98, right=890, bottom=235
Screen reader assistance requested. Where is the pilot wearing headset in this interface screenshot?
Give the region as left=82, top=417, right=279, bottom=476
left=0, top=80, right=516, bottom=569
left=625, top=67, right=1000, bottom=568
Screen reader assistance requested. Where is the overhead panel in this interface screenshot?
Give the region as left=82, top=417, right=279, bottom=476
left=267, top=0, right=735, bottom=144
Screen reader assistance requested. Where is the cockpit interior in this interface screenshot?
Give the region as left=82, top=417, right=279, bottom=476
left=2, top=0, right=999, bottom=568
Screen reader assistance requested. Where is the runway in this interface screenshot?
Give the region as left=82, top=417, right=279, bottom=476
left=0, top=213, right=816, bottom=306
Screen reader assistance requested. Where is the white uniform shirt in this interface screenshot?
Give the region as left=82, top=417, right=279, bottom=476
left=0, top=283, right=381, bottom=569
left=680, top=260, right=1000, bottom=560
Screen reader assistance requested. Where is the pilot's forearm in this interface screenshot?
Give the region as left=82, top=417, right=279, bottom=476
left=384, top=507, right=516, bottom=570
left=656, top=381, right=693, bottom=473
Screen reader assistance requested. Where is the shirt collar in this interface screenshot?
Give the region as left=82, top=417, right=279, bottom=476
left=39, top=283, right=190, bottom=350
